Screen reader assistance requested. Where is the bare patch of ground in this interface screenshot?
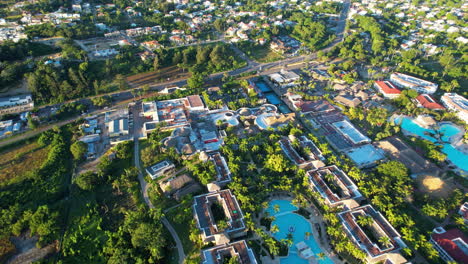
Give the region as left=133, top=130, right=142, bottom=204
left=7, top=235, right=57, bottom=264
left=416, top=174, right=454, bottom=198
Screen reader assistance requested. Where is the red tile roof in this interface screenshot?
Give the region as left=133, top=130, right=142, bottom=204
left=416, top=94, right=445, bottom=110
left=431, top=229, right=468, bottom=263
left=375, top=81, right=401, bottom=95
left=187, top=95, right=204, bottom=108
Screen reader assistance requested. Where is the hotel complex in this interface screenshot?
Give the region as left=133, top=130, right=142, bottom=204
left=374, top=81, right=401, bottom=99
left=338, top=205, right=407, bottom=263
left=193, top=189, right=246, bottom=245
left=279, top=135, right=325, bottom=169
left=202, top=240, right=258, bottom=264
left=307, top=165, right=362, bottom=208
left=389, top=72, right=438, bottom=94
left=441, top=93, right=468, bottom=124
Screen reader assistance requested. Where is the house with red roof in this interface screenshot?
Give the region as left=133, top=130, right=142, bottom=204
left=430, top=227, right=468, bottom=263
left=415, top=94, right=445, bottom=110
left=374, top=81, right=401, bottom=99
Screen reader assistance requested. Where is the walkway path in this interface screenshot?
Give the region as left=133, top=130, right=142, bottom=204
left=132, top=102, right=186, bottom=264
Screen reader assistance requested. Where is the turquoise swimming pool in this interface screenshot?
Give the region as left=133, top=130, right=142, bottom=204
left=267, top=200, right=334, bottom=264
left=395, top=116, right=468, bottom=171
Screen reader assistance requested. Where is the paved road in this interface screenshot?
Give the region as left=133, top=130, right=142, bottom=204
left=132, top=102, right=186, bottom=264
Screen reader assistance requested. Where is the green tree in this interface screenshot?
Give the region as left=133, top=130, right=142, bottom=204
left=75, top=171, right=99, bottom=191
left=187, top=73, right=204, bottom=89
left=70, top=141, right=87, bottom=161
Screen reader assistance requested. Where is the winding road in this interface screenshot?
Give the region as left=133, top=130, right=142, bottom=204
left=131, top=102, right=186, bottom=264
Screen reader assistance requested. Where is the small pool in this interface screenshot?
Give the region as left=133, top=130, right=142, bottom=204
left=395, top=116, right=468, bottom=171
left=278, top=104, right=292, bottom=114
left=267, top=200, right=334, bottom=264
left=265, top=93, right=282, bottom=105
left=256, top=82, right=273, bottom=92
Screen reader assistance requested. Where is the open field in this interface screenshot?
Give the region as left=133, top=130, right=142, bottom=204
left=236, top=43, right=284, bottom=63
left=126, top=66, right=191, bottom=88
left=0, top=142, right=49, bottom=186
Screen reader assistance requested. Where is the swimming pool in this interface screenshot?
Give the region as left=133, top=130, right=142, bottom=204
left=256, top=81, right=273, bottom=92
left=266, top=200, right=334, bottom=264
left=395, top=116, right=468, bottom=171
left=265, top=93, right=282, bottom=105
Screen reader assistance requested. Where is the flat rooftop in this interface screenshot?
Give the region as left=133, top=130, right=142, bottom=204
left=345, top=144, right=385, bottom=168
left=332, top=120, right=370, bottom=145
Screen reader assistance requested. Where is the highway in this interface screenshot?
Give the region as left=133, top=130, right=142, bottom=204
left=0, top=0, right=350, bottom=149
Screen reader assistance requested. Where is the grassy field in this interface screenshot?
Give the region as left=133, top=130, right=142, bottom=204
left=236, top=42, right=284, bottom=63
left=0, top=142, right=49, bottom=187
left=126, top=66, right=191, bottom=88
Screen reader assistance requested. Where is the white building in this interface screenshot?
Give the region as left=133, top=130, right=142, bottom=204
left=389, top=72, right=438, bottom=94
left=441, top=93, right=468, bottom=124
left=146, top=160, right=176, bottom=180
left=0, top=94, right=34, bottom=109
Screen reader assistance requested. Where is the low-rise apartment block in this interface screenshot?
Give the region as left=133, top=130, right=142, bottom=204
left=390, top=72, right=438, bottom=94
left=193, top=189, right=246, bottom=245
left=338, top=205, right=407, bottom=263
left=279, top=135, right=325, bottom=169
left=441, top=93, right=468, bottom=124
left=307, top=165, right=362, bottom=208
left=202, top=240, right=258, bottom=264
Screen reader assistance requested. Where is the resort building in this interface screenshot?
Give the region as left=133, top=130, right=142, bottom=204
left=193, top=189, right=246, bottom=245
left=332, top=120, right=371, bottom=146
left=338, top=205, right=407, bottom=263
left=268, top=69, right=300, bottom=88
left=146, top=160, right=176, bottom=180
left=389, top=72, right=438, bottom=94
left=209, top=152, right=232, bottom=186
left=255, top=112, right=296, bottom=130
left=201, top=240, right=258, bottom=264
left=345, top=144, right=385, bottom=169
left=107, top=118, right=129, bottom=138
left=279, top=135, right=325, bottom=169
left=430, top=227, right=468, bottom=263
left=307, top=165, right=362, bottom=208
left=142, top=95, right=206, bottom=136
left=415, top=94, right=445, bottom=110
left=0, top=94, right=34, bottom=109
left=441, top=93, right=468, bottom=124
left=373, top=81, right=401, bottom=99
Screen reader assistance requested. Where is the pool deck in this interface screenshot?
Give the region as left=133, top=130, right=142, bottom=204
left=260, top=195, right=345, bottom=264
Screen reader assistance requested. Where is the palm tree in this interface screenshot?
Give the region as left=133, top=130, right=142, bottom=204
left=357, top=215, right=373, bottom=227
left=316, top=252, right=326, bottom=260
left=273, top=204, right=280, bottom=213
left=271, top=224, right=279, bottom=234
left=378, top=236, right=392, bottom=248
